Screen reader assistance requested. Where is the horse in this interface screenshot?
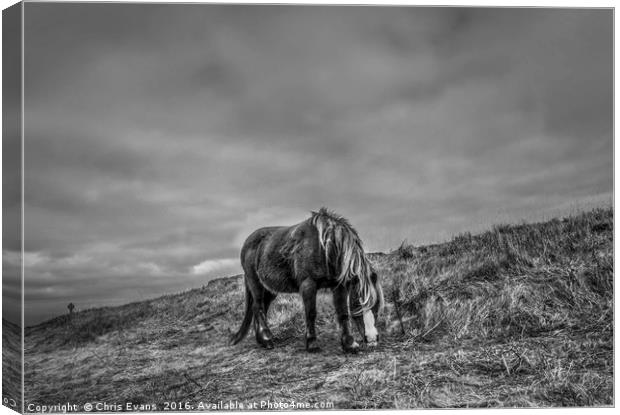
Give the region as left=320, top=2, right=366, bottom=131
left=230, top=208, right=384, bottom=353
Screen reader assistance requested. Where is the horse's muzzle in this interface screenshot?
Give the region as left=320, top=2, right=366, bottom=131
left=365, top=333, right=378, bottom=348
left=353, top=311, right=379, bottom=348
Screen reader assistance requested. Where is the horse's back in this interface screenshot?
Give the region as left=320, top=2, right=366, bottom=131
left=240, top=224, right=307, bottom=293
left=240, top=226, right=280, bottom=267
left=241, top=226, right=279, bottom=251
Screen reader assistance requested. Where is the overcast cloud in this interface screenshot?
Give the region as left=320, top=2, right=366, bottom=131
left=4, top=4, right=612, bottom=324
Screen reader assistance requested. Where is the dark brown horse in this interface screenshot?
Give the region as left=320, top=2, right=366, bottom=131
left=230, top=208, right=383, bottom=353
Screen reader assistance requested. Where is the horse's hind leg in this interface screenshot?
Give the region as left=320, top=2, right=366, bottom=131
left=300, top=278, right=320, bottom=352
left=263, top=291, right=277, bottom=314
left=244, top=270, right=274, bottom=349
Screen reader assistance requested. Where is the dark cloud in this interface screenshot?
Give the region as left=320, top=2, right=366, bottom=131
left=13, top=4, right=612, bottom=325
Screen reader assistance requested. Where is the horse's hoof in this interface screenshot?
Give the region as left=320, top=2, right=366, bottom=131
left=343, top=340, right=360, bottom=354
left=341, top=335, right=359, bottom=354
left=258, top=338, right=274, bottom=349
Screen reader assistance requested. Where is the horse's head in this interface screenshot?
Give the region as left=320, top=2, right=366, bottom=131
left=349, top=269, right=384, bottom=347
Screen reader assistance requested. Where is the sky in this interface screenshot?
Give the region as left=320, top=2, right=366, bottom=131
left=1, top=3, right=613, bottom=325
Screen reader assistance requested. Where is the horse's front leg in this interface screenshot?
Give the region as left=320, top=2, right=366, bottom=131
left=332, top=285, right=360, bottom=354
left=300, top=278, right=320, bottom=352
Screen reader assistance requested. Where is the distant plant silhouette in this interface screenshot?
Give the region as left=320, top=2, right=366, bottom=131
left=395, top=240, right=416, bottom=260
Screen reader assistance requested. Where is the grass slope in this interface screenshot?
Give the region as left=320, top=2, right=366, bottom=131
left=2, top=318, right=22, bottom=411
left=24, top=208, right=613, bottom=409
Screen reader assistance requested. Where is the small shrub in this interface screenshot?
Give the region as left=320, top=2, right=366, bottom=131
left=395, top=240, right=416, bottom=260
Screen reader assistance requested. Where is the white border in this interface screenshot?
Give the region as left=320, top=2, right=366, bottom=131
left=0, top=2, right=616, bottom=415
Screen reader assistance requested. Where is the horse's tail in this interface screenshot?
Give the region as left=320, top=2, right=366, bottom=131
left=230, top=281, right=253, bottom=345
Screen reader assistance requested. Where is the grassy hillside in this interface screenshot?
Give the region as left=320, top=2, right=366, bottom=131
left=24, top=208, right=613, bottom=409
left=2, top=319, right=21, bottom=411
